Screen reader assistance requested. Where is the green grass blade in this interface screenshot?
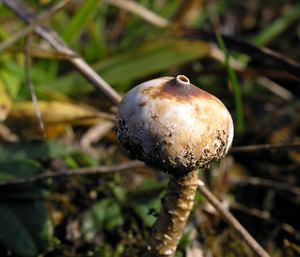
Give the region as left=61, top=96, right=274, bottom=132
left=250, top=5, right=300, bottom=46
left=62, top=0, right=101, bottom=43
left=215, top=32, right=245, bottom=134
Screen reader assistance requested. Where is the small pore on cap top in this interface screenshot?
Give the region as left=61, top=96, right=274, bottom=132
left=176, top=75, right=190, bottom=85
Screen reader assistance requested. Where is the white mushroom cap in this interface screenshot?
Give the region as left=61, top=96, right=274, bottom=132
left=117, top=75, right=234, bottom=176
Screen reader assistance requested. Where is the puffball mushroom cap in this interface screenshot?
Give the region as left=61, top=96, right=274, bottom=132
left=117, top=75, right=234, bottom=176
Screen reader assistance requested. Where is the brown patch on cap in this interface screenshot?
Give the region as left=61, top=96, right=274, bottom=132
left=148, top=75, right=217, bottom=103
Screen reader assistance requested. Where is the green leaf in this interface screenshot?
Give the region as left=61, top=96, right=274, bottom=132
left=9, top=200, right=53, bottom=251
left=70, top=150, right=99, bottom=167
left=0, top=140, right=72, bottom=162
left=0, top=56, right=24, bottom=99
left=0, top=159, right=41, bottom=181
left=134, top=197, right=161, bottom=227
left=0, top=162, right=53, bottom=255
left=62, top=0, right=101, bottom=43
left=134, top=177, right=167, bottom=193
left=82, top=198, right=123, bottom=240
left=95, top=39, right=209, bottom=86
left=131, top=177, right=167, bottom=226
left=0, top=204, right=37, bottom=256
left=0, top=200, right=53, bottom=257
left=40, top=39, right=210, bottom=94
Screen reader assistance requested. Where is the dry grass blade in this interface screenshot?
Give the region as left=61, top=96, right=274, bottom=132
left=230, top=142, right=300, bottom=153
left=10, top=46, right=78, bottom=60
left=24, top=36, right=46, bottom=138
left=256, top=76, right=294, bottom=100
left=7, top=101, right=115, bottom=123
left=171, top=0, right=203, bottom=27
left=0, top=0, right=72, bottom=53
left=229, top=176, right=300, bottom=196
left=103, top=0, right=169, bottom=27
left=80, top=121, right=115, bottom=155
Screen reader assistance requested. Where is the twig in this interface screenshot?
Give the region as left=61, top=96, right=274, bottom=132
left=24, top=36, right=46, bottom=138
left=231, top=202, right=300, bottom=240
left=80, top=121, right=115, bottom=155
left=3, top=0, right=122, bottom=105
left=92, top=111, right=116, bottom=121
left=11, top=46, right=78, bottom=60
left=0, top=160, right=143, bottom=186
left=231, top=202, right=271, bottom=220
left=71, top=58, right=122, bottom=104
left=0, top=0, right=72, bottom=52
left=197, top=179, right=271, bottom=257
left=229, top=176, right=300, bottom=196
left=230, top=142, right=300, bottom=153
left=256, top=76, right=294, bottom=100
left=103, top=0, right=169, bottom=27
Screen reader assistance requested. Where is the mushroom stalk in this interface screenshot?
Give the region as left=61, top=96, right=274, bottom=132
left=146, top=170, right=198, bottom=256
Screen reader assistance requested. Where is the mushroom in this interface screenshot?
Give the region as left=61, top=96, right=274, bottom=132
left=117, top=75, right=234, bottom=256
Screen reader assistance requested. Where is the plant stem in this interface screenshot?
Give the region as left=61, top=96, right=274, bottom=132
left=144, top=170, right=198, bottom=257
left=197, top=180, right=271, bottom=257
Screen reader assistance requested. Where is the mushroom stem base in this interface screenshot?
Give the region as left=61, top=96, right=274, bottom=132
left=145, top=170, right=198, bottom=257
